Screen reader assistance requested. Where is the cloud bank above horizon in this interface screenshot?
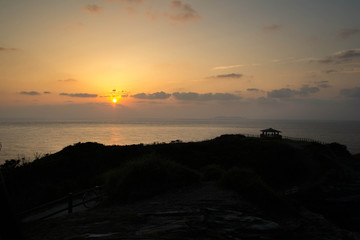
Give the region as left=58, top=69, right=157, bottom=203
left=1, top=0, right=360, bottom=120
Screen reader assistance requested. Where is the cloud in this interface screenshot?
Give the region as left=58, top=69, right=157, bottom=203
left=339, top=29, right=360, bottom=39
left=106, top=0, right=143, bottom=3
left=315, top=81, right=331, bottom=88
left=58, top=78, right=77, bottom=82
left=267, top=88, right=296, bottom=98
left=342, top=68, right=360, bottom=73
left=132, top=91, right=171, bottom=100
left=123, top=0, right=143, bottom=2
left=109, top=1, right=200, bottom=25
left=18, top=91, right=41, bottom=96
left=120, top=90, right=129, bottom=98
left=340, top=87, right=360, bottom=99
left=0, top=47, right=18, bottom=51
left=323, top=69, right=338, bottom=74
left=165, top=1, right=201, bottom=23
left=318, top=49, right=360, bottom=64
left=247, top=88, right=260, bottom=92
left=318, top=84, right=330, bottom=88
left=267, top=85, right=320, bottom=99
left=83, top=4, right=103, bottom=13
left=43, top=91, right=51, bottom=94
left=322, top=68, right=360, bottom=74
left=172, top=92, right=241, bottom=101
left=213, top=65, right=245, bottom=70
left=100, top=90, right=130, bottom=99
left=263, top=24, right=282, bottom=32
left=297, top=85, right=320, bottom=96
left=59, top=93, right=98, bottom=98
left=212, top=73, right=243, bottom=79
left=213, top=64, right=259, bottom=70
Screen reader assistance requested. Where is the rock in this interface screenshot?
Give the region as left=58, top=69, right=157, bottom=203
left=240, top=216, right=280, bottom=231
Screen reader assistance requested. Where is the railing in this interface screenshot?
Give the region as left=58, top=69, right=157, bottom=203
left=282, top=136, right=327, bottom=144
left=18, top=185, right=104, bottom=222
left=244, top=134, right=327, bottom=144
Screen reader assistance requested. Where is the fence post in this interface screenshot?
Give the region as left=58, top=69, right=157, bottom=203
left=67, top=193, right=73, bottom=214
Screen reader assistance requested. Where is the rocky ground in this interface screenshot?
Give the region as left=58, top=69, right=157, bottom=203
left=22, top=182, right=360, bottom=240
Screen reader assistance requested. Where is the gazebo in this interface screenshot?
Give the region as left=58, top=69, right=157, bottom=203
left=260, top=128, right=282, bottom=139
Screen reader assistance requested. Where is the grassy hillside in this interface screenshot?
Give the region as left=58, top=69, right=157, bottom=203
left=1, top=134, right=359, bottom=229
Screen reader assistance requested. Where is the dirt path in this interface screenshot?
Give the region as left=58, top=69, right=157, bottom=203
left=22, top=182, right=360, bottom=240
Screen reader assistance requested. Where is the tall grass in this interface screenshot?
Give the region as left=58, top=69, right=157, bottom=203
left=221, top=167, right=296, bottom=215
left=201, top=164, right=226, bottom=181
left=104, top=154, right=201, bottom=201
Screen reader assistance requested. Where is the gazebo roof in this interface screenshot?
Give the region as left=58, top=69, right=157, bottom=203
left=260, top=128, right=281, bottom=133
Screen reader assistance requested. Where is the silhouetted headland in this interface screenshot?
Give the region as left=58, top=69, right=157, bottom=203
left=2, top=134, right=360, bottom=239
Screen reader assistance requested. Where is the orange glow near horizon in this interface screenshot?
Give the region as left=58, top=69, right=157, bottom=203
left=1, top=1, right=360, bottom=120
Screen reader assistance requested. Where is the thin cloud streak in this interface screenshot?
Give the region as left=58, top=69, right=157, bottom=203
left=323, top=69, right=338, bottom=74
left=165, top=0, right=201, bottom=23
left=59, top=93, right=98, bottom=98
left=318, top=49, right=360, bottom=64
left=0, top=47, right=18, bottom=51
left=18, top=91, right=41, bottom=96
left=83, top=4, right=103, bottom=13
left=58, top=78, right=77, bottom=82
left=263, top=24, right=282, bottom=32
left=267, top=85, right=320, bottom=99
left=207, top=73, right=243, bottom=79
left=213, top=64, right=258, bottom=70
left=339, top=29, right=360, bottom=39
left=322, top=68, right=360, bottom=74
left=172, top=92, right=241, bottom=101
left=315, top=81, right=331, bottom=88
left=215, top=73, right=243, bottom=79
left=104, top=0, right=200, bottom=25
left=106, top=0, right=143, bottom=3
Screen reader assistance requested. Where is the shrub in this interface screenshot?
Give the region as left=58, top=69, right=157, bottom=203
left=221, top=167, right=295, bottom=215
left=104, top=154, right=201, bottom=201
left=202, top=164, right=226, bottom=181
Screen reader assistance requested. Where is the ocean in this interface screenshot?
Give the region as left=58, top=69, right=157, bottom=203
left=0, top=119, right=359, bottom=163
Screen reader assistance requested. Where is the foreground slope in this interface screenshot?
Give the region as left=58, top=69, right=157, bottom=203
left=2, top=134, right=360, bottom=239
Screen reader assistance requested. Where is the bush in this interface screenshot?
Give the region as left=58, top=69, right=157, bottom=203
left=221, top=167, right=295, bottom=215
left=221, top=168, right=262, bottom=195
left=202, top=164, right=226, bottom=181
left=104, top=154, right=201, bottom=201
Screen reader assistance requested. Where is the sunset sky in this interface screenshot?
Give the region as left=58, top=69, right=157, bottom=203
left=1, top=0, right=360, bottom=120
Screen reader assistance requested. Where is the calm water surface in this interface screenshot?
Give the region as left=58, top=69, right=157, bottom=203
left=0, top=119, right=359, bottom=163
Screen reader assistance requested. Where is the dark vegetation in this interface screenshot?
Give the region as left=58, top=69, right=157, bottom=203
left=104, top=154, right=201, bottom=201
left=2, top=134, right=360, bottom=231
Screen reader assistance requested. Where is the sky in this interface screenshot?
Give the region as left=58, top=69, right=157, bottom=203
left=1, top=0, right=360, bottom=120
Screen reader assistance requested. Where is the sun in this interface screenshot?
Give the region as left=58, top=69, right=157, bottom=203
left=112, top=98, right=117, bottom=103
